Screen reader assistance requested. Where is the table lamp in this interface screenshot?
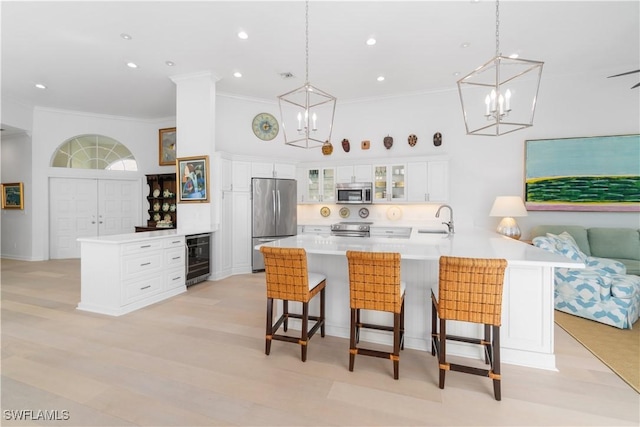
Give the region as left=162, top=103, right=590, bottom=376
left=489, top=196, right=528, bottom=240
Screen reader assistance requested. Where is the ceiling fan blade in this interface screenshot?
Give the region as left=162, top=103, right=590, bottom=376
left=607, top=69, right=640, bottom=78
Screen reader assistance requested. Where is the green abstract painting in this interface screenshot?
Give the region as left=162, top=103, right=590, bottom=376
left=525, top=135, right=640, bottom=211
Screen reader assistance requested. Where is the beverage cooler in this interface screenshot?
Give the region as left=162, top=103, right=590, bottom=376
left=185, top=233, right=211, bottom=286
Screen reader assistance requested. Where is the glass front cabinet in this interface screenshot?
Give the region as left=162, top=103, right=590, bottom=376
left=303, top=167, right=335, bottom=203
left=373, top=164, right=406, bottom=202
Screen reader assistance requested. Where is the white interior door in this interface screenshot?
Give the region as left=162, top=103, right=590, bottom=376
left=50, top=178, right=98, bottom=259
left=50, top=178, right=141, bottom=259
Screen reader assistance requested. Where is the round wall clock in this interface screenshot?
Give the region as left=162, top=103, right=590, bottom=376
left=252, top=113, right=279, bottom=141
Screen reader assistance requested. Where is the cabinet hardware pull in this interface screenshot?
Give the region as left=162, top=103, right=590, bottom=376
left=140, top=244, right=151, bottom=248
left=172, top=240, right=181, bottom=244
left=140, top=285, right=151, bottom=290
left=172, top=277, right=180, bottom=281
left=172, top=256, right=180, bottom=260
left=140, top=262, right=151, bottom=266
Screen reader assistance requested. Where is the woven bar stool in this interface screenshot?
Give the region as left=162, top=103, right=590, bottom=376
left=260, top=246, right=326, bottom=362
left=346, top=251, right=405, bottom=379
left=431, top=256, right=507, bottom=400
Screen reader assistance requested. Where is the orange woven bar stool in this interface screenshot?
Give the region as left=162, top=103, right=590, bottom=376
left=346, top=251, right=405, bottom=379
left=260, top=246, right=326, bottom=362
left=431, top=256, right=507, bottom=400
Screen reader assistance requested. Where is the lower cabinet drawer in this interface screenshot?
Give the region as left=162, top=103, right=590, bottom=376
left=165, top=247, right=185, bottom=268
left=123, top=274, right=163, bottom=305
left=122, top=251, right=163, bottom=279
left=165, top=267, right=185, bottom=291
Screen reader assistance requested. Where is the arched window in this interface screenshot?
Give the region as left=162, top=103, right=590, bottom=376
left=51, top=134, right=138, bottom=171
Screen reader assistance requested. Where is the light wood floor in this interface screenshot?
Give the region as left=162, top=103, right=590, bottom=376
left=1, top=259, right=638, bottom=426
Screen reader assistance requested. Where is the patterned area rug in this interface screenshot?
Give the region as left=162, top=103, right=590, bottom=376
left=555, top=310, right=639, bottom=393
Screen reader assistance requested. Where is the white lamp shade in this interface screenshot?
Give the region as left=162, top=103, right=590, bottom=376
left=489, top=196, right=528, bottom=217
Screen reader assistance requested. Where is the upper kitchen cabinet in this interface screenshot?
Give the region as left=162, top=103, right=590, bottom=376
left=373, top=164, right=406, bottom=203
left=299, top=166, right=335, bottom=203
left=251, top=162, right=296, bottom=179
left=336, top=164, right=372, bottom=184
left=406, top=160, right=450, bottom=202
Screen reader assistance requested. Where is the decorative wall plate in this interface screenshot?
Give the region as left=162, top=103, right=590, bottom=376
left=320, top=206, right=331, bottom=217
left=153, top=188, right=160, bottom=197
left=361, top=140, right=370, bottom=150
left=153, top=202, right=160, bottom=211
left=408, top=134, right=418, bottom=147
left=384, top=135, right=393, bottom=149
left=433, top=132, right=443, bottom=146
left=153, top=213, right=161, bottom=221
left=162, top=203, right=170, bottom=212
left=170, top=204, right=176, bottom=212
left=386, top=206, right=402, bottom=221
left=322, top=140, right=333, bottom=155
left=358, top=207, right=369, bottom=218
left=341, top=138, right=350, bottom=152
left=339, top=207, right=350, bottom=218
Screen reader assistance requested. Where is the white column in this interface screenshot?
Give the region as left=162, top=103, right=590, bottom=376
left=170, top=71, right=219, bottom=232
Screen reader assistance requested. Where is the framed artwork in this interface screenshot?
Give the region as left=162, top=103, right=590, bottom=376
left=525, top=134, right=640, bottom=212
left=159, top=127, right=177, bottom=166
left=177, top=155, right=210, bottom=203
left=2, top=182, right=24, bottom=209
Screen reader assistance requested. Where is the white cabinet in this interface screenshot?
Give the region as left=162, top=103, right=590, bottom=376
left=336, top=164, right=372, bottom=183
left=373, top=164, right=406, bottom=202
left=407, top=160, right=449, bottom=202
left=78, top=235, right=186, bottom=316
left=370, top=226, right=412, bottom=239
left=232, top=161, right=252, bottom=192
left=231, top=191, right=251, bottom=273
left=300, top=167, right=335, bottom=203
left=301, top=225, right=331, bottom=235
left=251, top=162, right=296, bottom=179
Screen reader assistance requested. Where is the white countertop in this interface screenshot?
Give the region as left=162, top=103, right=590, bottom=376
left=259, top=228, right=582, bottom=268
left=77, top=227, right=215, bottom=244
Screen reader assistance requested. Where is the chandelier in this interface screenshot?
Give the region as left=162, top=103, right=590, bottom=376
left=278, top=0, right=336, bottom=149
left=457, top=0, right=544, bottom=136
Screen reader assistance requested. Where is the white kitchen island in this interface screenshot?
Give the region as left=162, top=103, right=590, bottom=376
left=78, top=228, right=212, bottom=316
left=257, top=228, right=582, bottom=371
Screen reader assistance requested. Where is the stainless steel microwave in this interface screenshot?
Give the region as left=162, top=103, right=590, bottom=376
left=336, top=182, right=373, bottom=204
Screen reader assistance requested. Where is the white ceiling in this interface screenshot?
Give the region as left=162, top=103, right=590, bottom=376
left=1, top=1, right=639, bottom=123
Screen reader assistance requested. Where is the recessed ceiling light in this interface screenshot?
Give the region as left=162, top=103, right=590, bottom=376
left=366, top=38, right=377, bottom=46
left=35, top=83, right=47, bottom=89
left=120, top=33, right=132, bottom=40
left=377, top=76, right=385, bottom=82
left=165, top=61, right=175, bottom=66
left=126, top=62, right=138, bottom=69
left=233, top=71, right=242, bottom=78
left=238, top=31, right=248, bottom=40
left=460, top=42, right=471, bottom=48
left=452, top=71, right=461, bottom=77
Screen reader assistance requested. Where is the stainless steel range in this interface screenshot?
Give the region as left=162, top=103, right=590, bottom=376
left=330, top=221, right=372, bottom=237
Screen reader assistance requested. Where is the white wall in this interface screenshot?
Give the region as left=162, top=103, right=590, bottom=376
left=216, top=70, right=640, bottom=237
left=27, top=107, right=175, bottom=260
left=1, top=132, right=33, bottom=260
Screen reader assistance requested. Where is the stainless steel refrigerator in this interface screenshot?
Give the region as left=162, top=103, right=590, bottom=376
left=251, top=178, right=297, bottom=272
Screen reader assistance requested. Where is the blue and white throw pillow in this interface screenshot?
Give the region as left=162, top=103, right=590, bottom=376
left=546, top=232, right=588, bottom=263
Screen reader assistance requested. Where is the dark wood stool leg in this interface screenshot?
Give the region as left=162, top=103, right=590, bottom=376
left=355, top=308, right=361, bottom=343
left=484, top=324, right=491, bottom=364
left=493, top=325, right=501, bottom=401
left=393, top=312, right=401, bottom=380
left=301, top=302, right=309, bottom=362
left=431, top=293, right=437, bottom=356
left=438, top=318, right=447, bottom=389
left=320, top=287, right=326, bottom=337
left=283, top=300, right=289, bottom=332
left=349, top=308, right=357, bottom=372
left=266, top=298, right=273, bottom=355
left=400, top=299, right=405, bottom=351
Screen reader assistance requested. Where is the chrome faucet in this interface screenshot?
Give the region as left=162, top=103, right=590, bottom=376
left=435, top=204, right=454, bottom=234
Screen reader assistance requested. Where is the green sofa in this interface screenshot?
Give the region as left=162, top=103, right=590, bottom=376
left=530, top=225, right=640, bottom=275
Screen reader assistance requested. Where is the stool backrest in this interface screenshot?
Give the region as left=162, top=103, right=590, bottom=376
left=438, top=256, right=507, bottom=326
left=346, top=251, right=402, bottom=313
left=260, top=246, right=310, bottom=302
